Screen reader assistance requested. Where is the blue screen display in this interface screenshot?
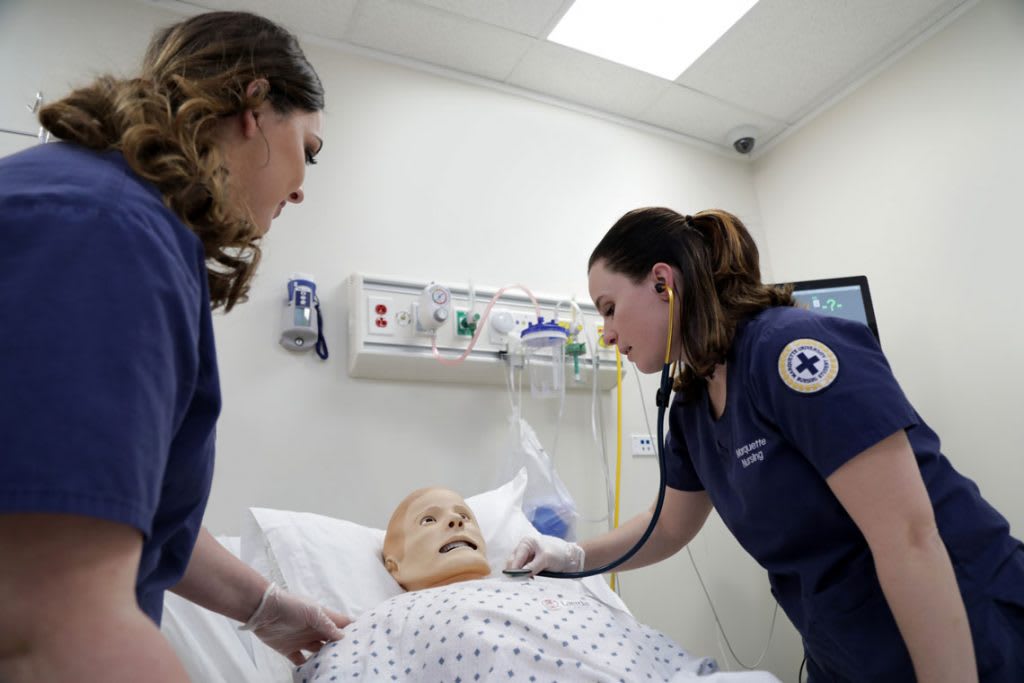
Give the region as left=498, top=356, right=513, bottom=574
left=791, top=284, right=869, bottom=327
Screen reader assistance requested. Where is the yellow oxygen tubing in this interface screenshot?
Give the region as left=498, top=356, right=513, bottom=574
left=539, top=282, right=676, bottom=580
left=610, top=346, right=623, bottom=591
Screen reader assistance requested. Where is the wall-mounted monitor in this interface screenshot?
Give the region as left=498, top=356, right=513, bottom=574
left=783, top=275, right=879, bottom=342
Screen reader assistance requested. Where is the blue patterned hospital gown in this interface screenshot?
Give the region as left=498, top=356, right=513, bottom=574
left=294, top=577, right=717, bottom=682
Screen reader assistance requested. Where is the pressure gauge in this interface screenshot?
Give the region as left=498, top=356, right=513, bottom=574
left=417, top=283, right=452, bottom=332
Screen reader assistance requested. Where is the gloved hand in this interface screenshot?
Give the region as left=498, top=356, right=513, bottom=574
left=505, top=535, right=585, bottom=575
left=240, top=583, right=350, bottom=665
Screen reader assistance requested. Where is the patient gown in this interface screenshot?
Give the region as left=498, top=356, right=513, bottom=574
left=295, top=576, right=749, bottom=682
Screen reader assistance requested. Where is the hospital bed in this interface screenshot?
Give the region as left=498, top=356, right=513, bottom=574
left=161, top=471, right=780, bottom=682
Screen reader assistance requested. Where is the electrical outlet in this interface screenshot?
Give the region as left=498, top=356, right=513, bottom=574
left=631, top=434, right=656, bottom=457
left=367, top=296, right=394, bottom=336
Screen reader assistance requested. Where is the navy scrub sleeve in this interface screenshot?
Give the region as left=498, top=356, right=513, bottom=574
left=0, top=142, right=221, bottom=624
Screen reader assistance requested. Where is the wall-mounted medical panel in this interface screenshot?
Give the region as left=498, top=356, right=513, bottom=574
left=347, top=273, right=622, bottom=390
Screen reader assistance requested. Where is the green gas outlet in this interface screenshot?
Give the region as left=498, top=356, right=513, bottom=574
left=456, top=310, right=480, bottom=337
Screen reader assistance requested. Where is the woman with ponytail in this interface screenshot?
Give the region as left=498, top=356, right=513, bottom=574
left=509, top=207, right=1023, bottom=682
left=0, top=11, right=348, bottom=681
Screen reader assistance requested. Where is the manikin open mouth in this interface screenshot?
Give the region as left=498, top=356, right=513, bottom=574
left=439, top=540, right=478, bottom=553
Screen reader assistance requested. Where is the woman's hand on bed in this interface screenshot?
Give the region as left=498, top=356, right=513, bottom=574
left=506, top=535, right=585, bottom=575
left=240, top=582, right=350, bottom=665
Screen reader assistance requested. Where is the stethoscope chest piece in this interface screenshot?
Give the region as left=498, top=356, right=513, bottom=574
left=502, top=568, right=532, bottom=579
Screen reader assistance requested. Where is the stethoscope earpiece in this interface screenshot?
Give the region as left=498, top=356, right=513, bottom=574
left=655, top=282, right=666, bottom=293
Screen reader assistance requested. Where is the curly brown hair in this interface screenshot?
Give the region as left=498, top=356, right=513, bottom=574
left=588, top=207, right=794, bottom=398
left=37, top=11, right=324, bottom=310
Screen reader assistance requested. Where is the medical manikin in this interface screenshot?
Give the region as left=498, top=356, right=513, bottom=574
left=382, top=487, right=491, bottom=591
left=293, top=488, right=780, bottom=683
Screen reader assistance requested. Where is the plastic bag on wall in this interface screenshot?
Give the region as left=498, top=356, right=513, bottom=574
left=498, top=416, right=578, bottom=540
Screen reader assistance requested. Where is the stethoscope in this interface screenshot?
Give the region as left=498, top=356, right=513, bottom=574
left=505, top=283, right=676, bottom=580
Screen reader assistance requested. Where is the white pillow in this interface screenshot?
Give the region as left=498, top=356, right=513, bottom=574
left=240, top=468, right=535, bottom=618
left=241, top=507, right=399, bottom=618
left=467, top=468, right=538, bottom=572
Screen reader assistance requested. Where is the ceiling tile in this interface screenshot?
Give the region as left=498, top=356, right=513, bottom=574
left=180, top=0, right=360, bottom=41
left=507, top=41, right=671, bottom=121
left=347, top=0, right=535, bottom=81
left=677, top=0, right=968, bottom=122
left=638, top=84, right=786, bottom=149
left=409, top=0, right=569, bottom=37
left=154, top=0, right=974, bottom=155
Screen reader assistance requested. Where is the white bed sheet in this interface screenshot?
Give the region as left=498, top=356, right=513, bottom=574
left=160, top=536, right=291, bottom=683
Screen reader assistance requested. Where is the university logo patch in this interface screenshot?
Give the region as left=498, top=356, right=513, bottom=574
left=777, top=338, right=838, bottom=393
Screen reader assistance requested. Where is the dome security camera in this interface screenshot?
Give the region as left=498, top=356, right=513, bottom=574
left=726, top=125, right=758, bottom=155
left=733, top=137, right=755, bottom=154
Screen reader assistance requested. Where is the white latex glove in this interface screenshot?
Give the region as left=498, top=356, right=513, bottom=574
left=505, top=535, right=585, bottom=575
left=240, top=583, right=350, bottom=665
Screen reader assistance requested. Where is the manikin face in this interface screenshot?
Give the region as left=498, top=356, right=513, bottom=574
left=383, top=488, right=490, bottom=592
left=588, top=259, right=680, bottom=374
left=219, top=97, right=324, bottom=235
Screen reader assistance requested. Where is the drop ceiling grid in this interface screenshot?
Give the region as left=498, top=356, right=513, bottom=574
left=408, top=0, right=571, bottom=37
left=676, top=0, right=973, bottom=123
left=152, top=0, right=978, bottom=154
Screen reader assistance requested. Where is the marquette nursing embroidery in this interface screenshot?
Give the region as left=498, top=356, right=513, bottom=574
left=778, top=338, right=838, bottom=393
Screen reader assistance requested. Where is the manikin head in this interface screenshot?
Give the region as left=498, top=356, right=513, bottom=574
left=382, top=488, right=490, bottom=592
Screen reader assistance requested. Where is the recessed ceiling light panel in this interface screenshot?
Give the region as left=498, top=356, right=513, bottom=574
left=549, top=0, right=759, bottom=80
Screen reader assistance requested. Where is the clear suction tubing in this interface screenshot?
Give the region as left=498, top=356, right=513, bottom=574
left=519, top=318, right=569, bottom=398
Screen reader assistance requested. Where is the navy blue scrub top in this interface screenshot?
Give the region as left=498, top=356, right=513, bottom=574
left=0, top=142, right=221, bottom=624
left=667, top=305, right=1023, bottom=680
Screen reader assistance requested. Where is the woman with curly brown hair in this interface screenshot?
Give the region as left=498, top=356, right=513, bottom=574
left=509, top=207, right=1024, bottom=682
left=0, top=11, right=347, bottom=681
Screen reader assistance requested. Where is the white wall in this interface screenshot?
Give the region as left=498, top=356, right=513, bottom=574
left=1, top=0, right=803, bottom=678
left=753, top=0, right=1024, bottom=546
